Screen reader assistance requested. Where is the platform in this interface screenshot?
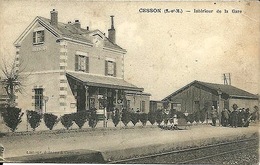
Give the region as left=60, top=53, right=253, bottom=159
left=1, top=124, right=259, bottom=163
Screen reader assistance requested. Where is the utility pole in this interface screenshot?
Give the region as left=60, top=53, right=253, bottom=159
left=223, top=73, right=231, bottom=85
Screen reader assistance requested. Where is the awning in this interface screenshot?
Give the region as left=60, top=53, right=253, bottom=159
left=66, top=72, right=143, bottom=92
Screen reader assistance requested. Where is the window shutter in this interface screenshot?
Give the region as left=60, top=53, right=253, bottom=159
left=33, top=32, right=36, bottom=44
left=105, top=60, right=108, bottom=76
left=75, top=55, right=79, bottom=71
left=85, top=56, right=89, bottom=73
left=113, top=62, right=117, bottom=77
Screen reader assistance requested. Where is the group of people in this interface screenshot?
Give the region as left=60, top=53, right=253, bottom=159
left=211, top=104, right=259, bottom=128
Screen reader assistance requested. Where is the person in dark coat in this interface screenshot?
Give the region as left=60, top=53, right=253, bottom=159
left=243, top=108, right=250, bottom=127
left=221, top=108, right=230, bottom=127
left=237, top=108, right=244, bottom=127
left=230, top=104, right=238, bottom=128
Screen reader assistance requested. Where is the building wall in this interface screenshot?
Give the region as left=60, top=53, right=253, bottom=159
left=125, top=94, right=150, bottom=113
left=168, top=86, right=220, bottom=113
left=229, top=98, right=259, bottom=112
left=65, top=41, right=124, bottom=78
left=18, top=22, right=60, bottom=72
left=16, top=72, right=63, bottom=116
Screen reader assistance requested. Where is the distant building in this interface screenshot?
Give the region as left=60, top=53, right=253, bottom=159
left=162, top=80, right=259, bottom=113
left=14, top=9, right=150, bottom=115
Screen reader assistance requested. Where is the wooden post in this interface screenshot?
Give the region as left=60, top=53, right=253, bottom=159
left=85, top=86, right=89, bottom=110
left=217, top=89, right=222, bottom=126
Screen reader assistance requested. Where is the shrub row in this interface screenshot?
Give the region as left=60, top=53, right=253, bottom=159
left=1, top=107, right=207, bottom=132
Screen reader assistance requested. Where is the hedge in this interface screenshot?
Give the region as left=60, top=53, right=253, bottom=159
left=73, top=111, right=88, bottom=129
left=27, top=110, right=42, bottom=131
left=1, top=107, right=24, bottom=132
left=139, top=113, right=148, bottom=126
left=61, top=114, right=74, bottom=130
left=43, top=113, right=58, bottom=130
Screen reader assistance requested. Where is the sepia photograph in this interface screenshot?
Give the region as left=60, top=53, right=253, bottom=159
left=0, top=0, right=259, bottom=164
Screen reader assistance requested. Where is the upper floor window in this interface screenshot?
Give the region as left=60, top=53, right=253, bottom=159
left=33, top=30, right=45, bottom=44
left=105, top=60, right=116, bottom=77
left=75, top=55, right=89, bottom=73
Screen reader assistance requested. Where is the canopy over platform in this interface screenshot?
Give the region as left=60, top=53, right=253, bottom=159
left=66, top=72, right=143, bottom=92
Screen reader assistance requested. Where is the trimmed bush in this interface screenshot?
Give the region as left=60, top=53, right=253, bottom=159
left=27, top=110, right=42, bottom=131
left=73, top=111, right=88, bottom=129
left=43, top=113, right=58, bottom=130
left=148, top=111, right=156, bottom=125
left=187, top=113, right=195, bottom=123
left=121, top=109, right=131, bottom=126
left=139, top=113, right=148, bottom=126
left=89, top=108, right=98, bottom=128
left=194, top=111, right=200, bottom=123
left=130, top=112, right=139, bottom=126
left=112, top=109, right=120, bottom=127
left=61, top=114, right=74, bottom=130
left=199, top=111, right=206, bottom=123
left=155, top=109, right=163, bottom=125
left=1, top=107, right=24, bottom=132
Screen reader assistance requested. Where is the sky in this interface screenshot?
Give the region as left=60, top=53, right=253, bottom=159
left=0, top=1, right=259, bottom=100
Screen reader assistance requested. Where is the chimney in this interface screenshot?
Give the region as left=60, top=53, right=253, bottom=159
left=86, top=26, right=89, bottom=31
left=108, top=15, right=116, bottom=44
left=50, top=9, right=58, bottom=27
left=74, top=20, right=81, bottom=28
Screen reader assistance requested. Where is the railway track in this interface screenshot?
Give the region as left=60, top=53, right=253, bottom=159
left=108, top=137, right=259, bottom=164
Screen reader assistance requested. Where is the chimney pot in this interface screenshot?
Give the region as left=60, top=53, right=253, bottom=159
left=86, top=26, right=89, bottom=30
left=50, top=9, right=58, bottom=27
left=108, top=15, right=116, bottom=44
left=74, top=20, right=81, bottom=28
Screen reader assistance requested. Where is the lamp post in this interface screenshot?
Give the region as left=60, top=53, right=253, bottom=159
left=217, top=89, right=222, bottom=126
left=43, top=96, right=49, bottom=113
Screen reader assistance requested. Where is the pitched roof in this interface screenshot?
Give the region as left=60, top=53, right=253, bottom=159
left=14, top=16, right=126, bottom=53
left=39, top=17, right=126, bottom=52
left=66, top=72, right=143, bottom=92
left=162, top=80, right=258, bottom=101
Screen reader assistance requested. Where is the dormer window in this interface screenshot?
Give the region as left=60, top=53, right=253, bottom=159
left=33, top=30, right=45, bottom=44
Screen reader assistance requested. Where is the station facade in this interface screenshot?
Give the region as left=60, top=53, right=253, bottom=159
left=14, top=9, right=150, bottom=116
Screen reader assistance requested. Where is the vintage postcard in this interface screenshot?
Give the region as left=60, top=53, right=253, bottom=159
left=0, top=0, right=259, bottom=164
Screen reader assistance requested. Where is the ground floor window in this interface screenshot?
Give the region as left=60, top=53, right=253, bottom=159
left=34, top=88, right=43, bottom=112
left=171, top=103, right=181, bottom=111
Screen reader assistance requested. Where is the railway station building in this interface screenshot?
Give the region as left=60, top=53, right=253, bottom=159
left=14, top=9, right=150, bottom=116
left=161, top=80, right=259, bottom=113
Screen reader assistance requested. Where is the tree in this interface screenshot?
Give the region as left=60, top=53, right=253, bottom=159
left=0, top=58, right=28, bottom=107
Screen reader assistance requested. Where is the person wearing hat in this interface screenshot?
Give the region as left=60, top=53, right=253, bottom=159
left=210, top=106, right=218, bottom=126
left=230, top=104, right=238, bottom=128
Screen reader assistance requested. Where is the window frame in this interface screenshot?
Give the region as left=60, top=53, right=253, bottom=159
left=105, top=60, right=116, bottom=77
left=33, top=30, right=45, bottom=45
left=34, top=88, right=43, bottom=112
left=75, top=54, right=89, bottom=73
